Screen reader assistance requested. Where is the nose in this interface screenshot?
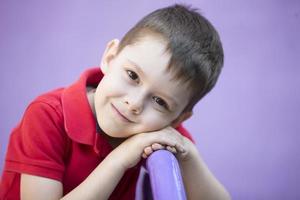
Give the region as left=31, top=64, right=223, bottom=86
left=124, top=93, right=145, bottom=115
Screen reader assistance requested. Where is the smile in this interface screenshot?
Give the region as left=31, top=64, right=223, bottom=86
left=111, top=103, right=134, bottom=123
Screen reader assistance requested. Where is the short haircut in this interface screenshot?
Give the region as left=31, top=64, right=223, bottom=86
left=117, top=4, right=224, bottom=112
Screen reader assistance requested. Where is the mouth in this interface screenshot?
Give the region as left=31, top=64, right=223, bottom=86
left=111, top=103, right=134, bottom=123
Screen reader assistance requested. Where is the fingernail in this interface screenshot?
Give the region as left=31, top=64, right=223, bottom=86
left=180, top=147, right=185, bottom=153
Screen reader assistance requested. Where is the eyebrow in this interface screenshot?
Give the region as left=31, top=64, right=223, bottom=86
left=126, top=59, right=145, bottom=79
left=126, top=59, right=179, bottom=109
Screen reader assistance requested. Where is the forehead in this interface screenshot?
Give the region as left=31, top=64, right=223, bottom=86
left=116, top=36, right=191, bottom=109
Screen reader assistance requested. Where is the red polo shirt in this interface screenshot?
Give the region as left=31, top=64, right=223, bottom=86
left=0, top=68, right=194, bottom=200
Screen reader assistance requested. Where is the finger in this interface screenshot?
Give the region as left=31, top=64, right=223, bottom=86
left=171, top=146, right=177, bottom=154
left=174, top=143, right=185, bottom=153
left=151, top=143, right=165, bottom=151
left=144, top=146, right=153, bottom=155
left=166, top=146, right=177, bottom=154
left=151, top=134, right=176, bottom=147
left=142, top=153, right=148, bottom=159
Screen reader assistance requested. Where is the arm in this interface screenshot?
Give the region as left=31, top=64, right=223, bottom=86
left=142, top=127, right=231, bottom=200
left=21, top=131, right=185, bottom=200
left=21, top=148, right=127, bottom=200
left=177, top=138, right=231, bottom=200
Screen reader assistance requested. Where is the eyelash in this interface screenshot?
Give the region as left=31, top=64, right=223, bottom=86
left=152, top=96, right=169, bottom=110
left=127, top=70, right=139, bottom=82
left=126, top=69, right=169, bottom=110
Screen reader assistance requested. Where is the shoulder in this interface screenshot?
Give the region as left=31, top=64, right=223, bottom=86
left=19, top=88, right=68, bottom=142
left=10, top=88, right=70, bottom=156
left=11, top=88, right=66, bottom=133
left=32, top=88, right=65, bottom=110
left=176, top=124, right=195, bottom=143
left=13, top=87, right=68, bottom=142
left=4, top=88, right=70, bottom=182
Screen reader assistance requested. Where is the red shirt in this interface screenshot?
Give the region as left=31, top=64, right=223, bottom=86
left=0, top=68, right=194, bottom=200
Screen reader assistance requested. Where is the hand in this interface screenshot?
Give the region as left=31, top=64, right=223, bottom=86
left=142, top=144, right=180, bottom=158
left=109, top=126, right=190, bottom=170
left=141, top=126, right=191, bottom=160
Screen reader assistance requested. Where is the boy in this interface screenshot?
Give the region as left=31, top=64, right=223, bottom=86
left=0, top=4, right=230, bottom=200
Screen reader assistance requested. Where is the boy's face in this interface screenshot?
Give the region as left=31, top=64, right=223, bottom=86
left=94, top=35, right=192, bottom=138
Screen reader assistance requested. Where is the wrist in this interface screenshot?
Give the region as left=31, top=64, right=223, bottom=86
left=177, top=137, right=198, bottom=163
left=105, top=149, right=128, bottom=172
left=111, top=134, right=146, bottom=170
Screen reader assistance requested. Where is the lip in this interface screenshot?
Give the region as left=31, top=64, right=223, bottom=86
left=111, top=103, right=134, bottom=123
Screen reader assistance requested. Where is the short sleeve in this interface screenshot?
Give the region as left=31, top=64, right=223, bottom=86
left=176, top=124, right=195, bottom=143
left=5, top=101, right=68, bottom=182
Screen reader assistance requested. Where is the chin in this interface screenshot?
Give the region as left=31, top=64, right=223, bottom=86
left=106, top=131, right=129, bottom=138
left=99, top=123, right=130, bottom=138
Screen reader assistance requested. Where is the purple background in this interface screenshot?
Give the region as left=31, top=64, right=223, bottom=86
left=1, top=0, right=299, bottom=199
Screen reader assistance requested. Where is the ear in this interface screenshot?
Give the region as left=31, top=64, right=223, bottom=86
left=171, top=111, right=193, bottom=128
left=100, top=39, right=120, bottom=74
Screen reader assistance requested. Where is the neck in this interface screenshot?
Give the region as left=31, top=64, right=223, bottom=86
left=86, top=86, right=126, bottom=149
left=99, top=127, right=127, bottom=149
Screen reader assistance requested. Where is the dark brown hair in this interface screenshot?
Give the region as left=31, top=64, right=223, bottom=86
left=117, top=4, right=224, bottom=112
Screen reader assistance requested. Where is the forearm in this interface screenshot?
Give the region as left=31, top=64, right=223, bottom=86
left=61, top=152, right=125, bottom=200
left=179, top=139, right=231, bottom=200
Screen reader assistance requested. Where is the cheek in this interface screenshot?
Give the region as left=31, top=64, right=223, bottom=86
left=140, top=109, right=172, bottom=131
left=100, top=74, right=129, bottom=97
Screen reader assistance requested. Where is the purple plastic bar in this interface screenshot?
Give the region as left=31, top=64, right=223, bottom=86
left=145, top=150, right=187, bottom=200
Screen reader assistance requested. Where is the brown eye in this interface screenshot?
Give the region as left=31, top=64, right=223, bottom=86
left=153, top=96, right=169, bottom=109
left=127, top=70, right=139, bottom=81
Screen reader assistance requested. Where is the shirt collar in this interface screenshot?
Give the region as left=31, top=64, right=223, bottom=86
left=62, top=67, right=102, bottom=146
